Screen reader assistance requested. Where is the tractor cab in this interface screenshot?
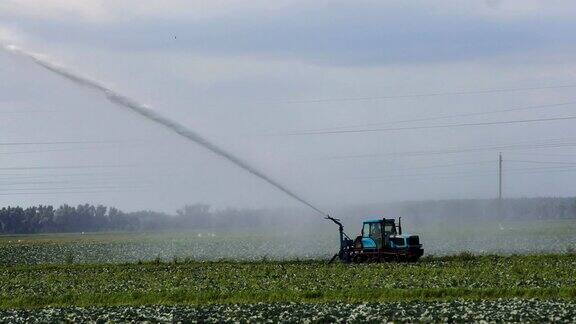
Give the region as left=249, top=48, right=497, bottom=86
left=360, top=218, right=399, bottom=249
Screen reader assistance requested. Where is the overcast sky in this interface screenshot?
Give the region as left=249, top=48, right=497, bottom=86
left=1, top=0, right=576, bottom=214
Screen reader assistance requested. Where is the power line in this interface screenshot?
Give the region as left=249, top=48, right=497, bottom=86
left=0, top=164, right=136, bottom=171
left=0, top=146, right=141, bottom=156
left=0, top=185, right=150, bottom=191
left=290, top=101, right=576, bottom=133
left=257, top=84, right=576, bottom=105
left=0, top=179, right=153, bottom=186
left=507, top=152, right=576, bottom=158
left=0, top=140, right=130, bottom=146
left=0, top=141, right=168, bottom=156
left=507, top=160, right=576, bottom=166
left=0, top=172, right=178, bottom=181
left=362, top=168, right=576, bottom=184
left=351, top=165, right=576, bottom=182
left=0, top=110, right=59, bottom=114
left=325, top=138, right=576, bottom=160
left=352, top=160, right=495, bottom=177
left=0, top=172, right=107, bottom=179
left=0, top=189, right=151, bottom=196
left=353, top=167, right=498, bottom=181
left=280, top=115, right=576, bottom=136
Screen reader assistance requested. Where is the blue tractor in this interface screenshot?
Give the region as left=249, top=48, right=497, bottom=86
left=327, top=216, right=423, bottom=263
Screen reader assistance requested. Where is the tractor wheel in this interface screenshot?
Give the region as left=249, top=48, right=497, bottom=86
left=407, top=256, right=421, bottom=263
left=366, top=256, right=379, bottom=263
left=352, top=254, right=365, bottom=263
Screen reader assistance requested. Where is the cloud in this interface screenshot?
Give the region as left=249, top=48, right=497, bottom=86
left=3, top=1, right=576, bottom=209
left=0, top=26, right=21, bottom=44
left=0, top=0, right=109, bottom=22
left=0, top=0, right=297, bottom=23
left=4, top=1, right=576, bottom=66
left=3, top=0, right=576, bottom=23
left=437, top=0, right=576, bottom=20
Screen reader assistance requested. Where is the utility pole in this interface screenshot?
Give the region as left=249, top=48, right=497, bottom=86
left=498, top=153, right=503, bottom=201
left=498, top=152, right=503, bottom=220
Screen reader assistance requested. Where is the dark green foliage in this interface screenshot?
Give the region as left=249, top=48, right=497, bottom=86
left=0, top=204, right=140, bottom=234
left=4, top=300, right=576, bottom=323
left=0, top=203, right=270, bottom=234
left=0, top=254, right=575, bottom=308
left=64, top=252, right=74, bottom=264
left=2, top=197, right=576, bottom=235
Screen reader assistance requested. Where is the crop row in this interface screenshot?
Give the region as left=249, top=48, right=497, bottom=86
left=1, top=226, right=575, bottom=265
left=0, top=255, right=575, bottom=308
left=2, top=300, right=576, bottom=323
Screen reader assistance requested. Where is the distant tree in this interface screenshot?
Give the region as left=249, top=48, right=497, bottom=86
left=570, top=199, right=576, bottom=218
left=1, top=196, right=574, bottom=235
left=54, top=204, right=76, bottom=232
left=23, top=206, right=39, bottom=233
left=94, top=205, right=108, bottom=231
left=37, top=205, right=55, bottom=233
left=176, top=204, right=212, bottom=228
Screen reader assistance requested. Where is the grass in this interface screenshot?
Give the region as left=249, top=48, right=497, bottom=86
left=1, top=254, right=575, bottom=308
left=3, top=288, right=576, bottom=309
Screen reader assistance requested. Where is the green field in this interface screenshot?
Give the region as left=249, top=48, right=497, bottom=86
left=0, top=254, right=576, bottom=321
left=2, top=300, right=576, bottom=323
left=1, top=223, right=576, bottom=322
left=2, top=254, right=576, bottom=308
left=1, top=219, right=575, bottom=266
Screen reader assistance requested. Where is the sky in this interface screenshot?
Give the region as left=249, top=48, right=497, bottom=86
left=1, top=0, right=576, bottom=214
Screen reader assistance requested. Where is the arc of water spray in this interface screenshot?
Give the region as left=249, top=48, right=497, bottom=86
left=2, top=43, right=327, bottom=216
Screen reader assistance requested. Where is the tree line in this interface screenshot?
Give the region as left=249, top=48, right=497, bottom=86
left=1, top=197, right=576, bottom=234
left=0, top=203, right=272, bottom=234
